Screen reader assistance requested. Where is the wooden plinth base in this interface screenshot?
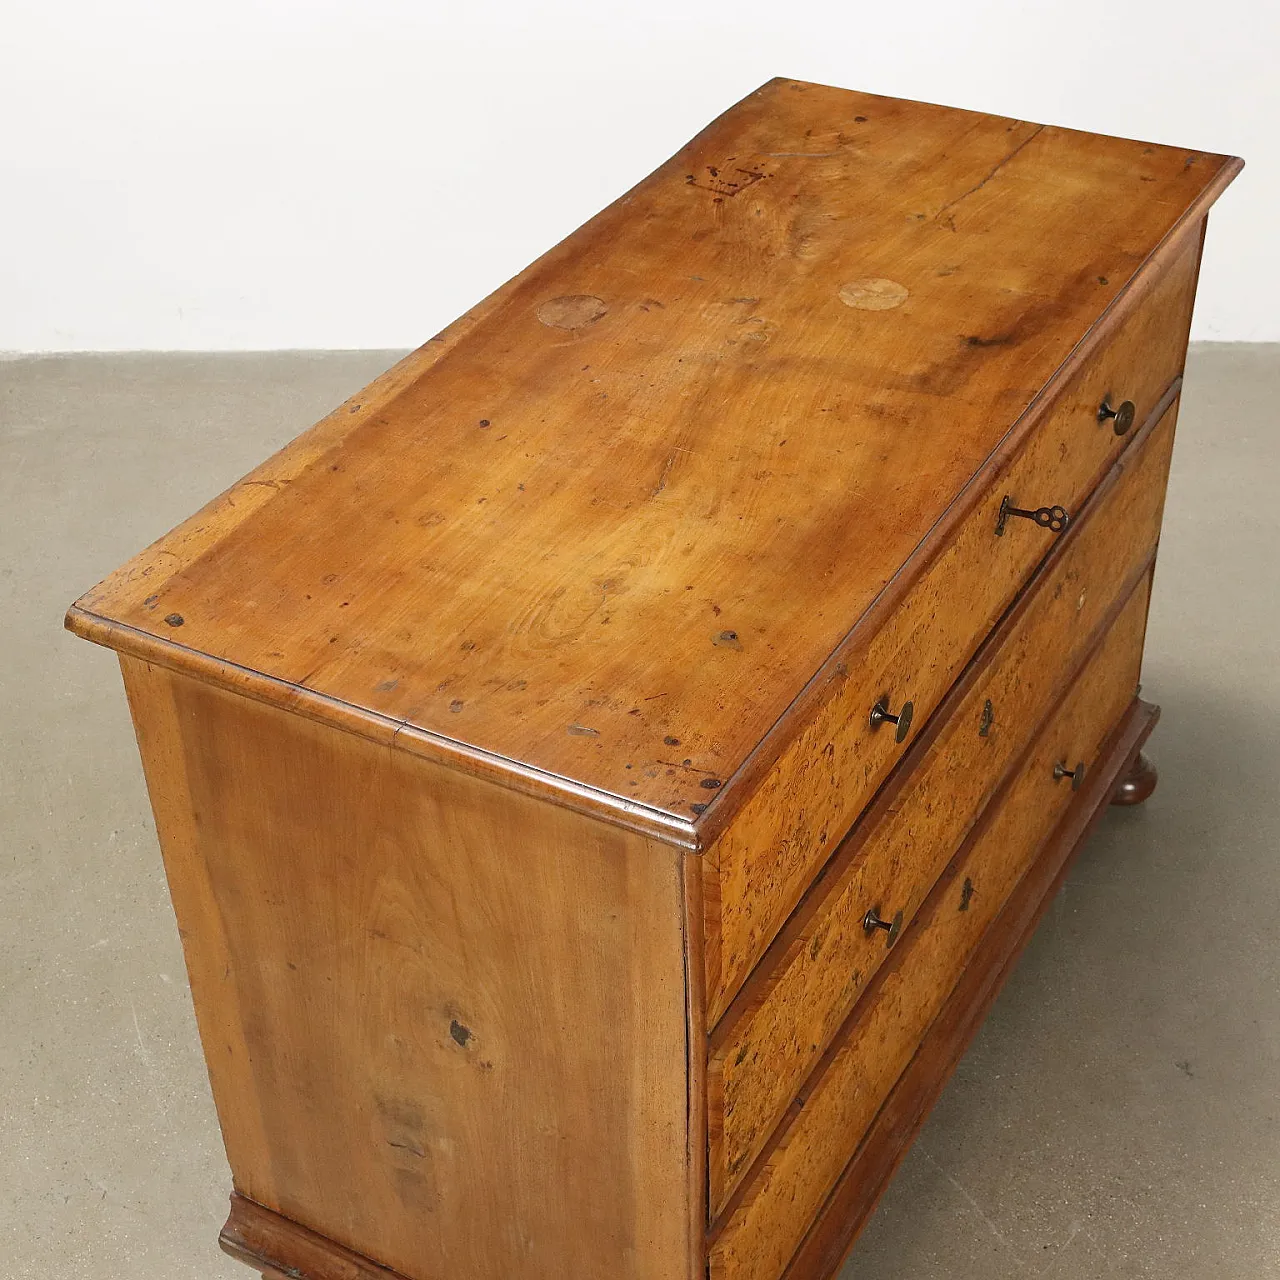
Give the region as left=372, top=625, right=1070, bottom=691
left=220, top=1192, right=411, bottom=1280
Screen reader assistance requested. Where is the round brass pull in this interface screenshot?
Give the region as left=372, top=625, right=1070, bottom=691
left=863, top=907, right=904, bottom=948
left=1054, top=759, right=1087, bottom=791
left=869, top=697, right=914, bottom=743
left=1098, top=398, right=1136, bottom=436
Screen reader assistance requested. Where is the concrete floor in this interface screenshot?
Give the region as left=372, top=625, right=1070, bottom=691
left=1, top=346, right=1277, bottom=1279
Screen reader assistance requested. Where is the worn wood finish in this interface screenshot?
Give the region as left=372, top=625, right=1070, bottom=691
left=63, top=81, right=1240, bottom=1280
left=709, top=583, right=1153, bottom=1280
left=67, top=81, right=1238, bottom=845
left=119, top=656, right=694, bottom=1280
left=781, top=699, right=1160, bottom=1280
left=702, top=232, right=1201, bottom=1018
left=707, top=393, right=1179, bottom=1213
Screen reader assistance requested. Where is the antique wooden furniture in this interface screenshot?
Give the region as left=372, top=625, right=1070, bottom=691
left=67, top=80, right=1241, bottom=1280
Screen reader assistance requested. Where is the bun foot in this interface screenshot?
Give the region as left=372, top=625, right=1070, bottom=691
left=1112, top=751, right=1157, bottom=806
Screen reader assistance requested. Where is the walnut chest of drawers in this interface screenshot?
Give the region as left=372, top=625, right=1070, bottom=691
left=67, top=79, right=1241, bottom=1280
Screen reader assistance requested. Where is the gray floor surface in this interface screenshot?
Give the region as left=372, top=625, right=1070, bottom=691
left=1, top=346, right=1277, bottom=1278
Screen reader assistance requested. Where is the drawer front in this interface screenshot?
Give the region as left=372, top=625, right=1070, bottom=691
left=708, top=577, right=1153, bottom=1280
left=703, top=230, right=1201, bottom=1022
left=707, top=396, right=1179, bottom=1213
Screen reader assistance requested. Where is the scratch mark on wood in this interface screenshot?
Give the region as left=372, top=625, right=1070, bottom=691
left=653, top=451, right=677, bottom=496
left=386, top=1137, right=426, bottom=1158
left=933, top=124, right=1045, bottom=222
left=685, top=166, right=767, bottom=198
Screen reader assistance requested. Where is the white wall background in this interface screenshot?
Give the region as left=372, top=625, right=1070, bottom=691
left=2, top=0, right=1275, bottom=351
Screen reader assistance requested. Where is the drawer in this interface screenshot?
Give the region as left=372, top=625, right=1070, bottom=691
left=706, top=394, right=1180, bottom=1214
left=708, top=574, right=1154, bottom=1280
left=703, top=231, right=1201, bottom=1022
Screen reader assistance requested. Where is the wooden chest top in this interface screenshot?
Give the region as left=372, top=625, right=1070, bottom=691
left=67, top=79, right=1238, bottom=840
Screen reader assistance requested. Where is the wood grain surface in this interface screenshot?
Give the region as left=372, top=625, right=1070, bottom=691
left=62, top=81, right=1243, bottom=1280
left=119, top=657, right=695, bottom=1280
left=702, top=232, right=1198, bottom=1018
left=706, top=393, right=1180, bottom=1214
left=781, top=698, right=1162, bottom=1280
left=67, top=80, right=1239, bottom=841
left=708, top=579, right=1154, bottom=1280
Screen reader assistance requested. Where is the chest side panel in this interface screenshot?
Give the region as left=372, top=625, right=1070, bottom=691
left=118, top=658, right=695, bottom=1280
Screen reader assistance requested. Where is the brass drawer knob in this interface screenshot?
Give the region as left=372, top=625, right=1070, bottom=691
left=869, top=697, right=914, bottom=743
left=995, top=496, right=1071, bottom=537
left=1053, top=759, right=1087, bottom=790
left=1097, top=398, right=1136, bottom=436
left=863, top=907, right=904, bottom=947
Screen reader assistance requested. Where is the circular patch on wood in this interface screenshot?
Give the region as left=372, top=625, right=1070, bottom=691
left=838, top=278, right=909, bottom=311
left=536, top=295, right=608, bottom=329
